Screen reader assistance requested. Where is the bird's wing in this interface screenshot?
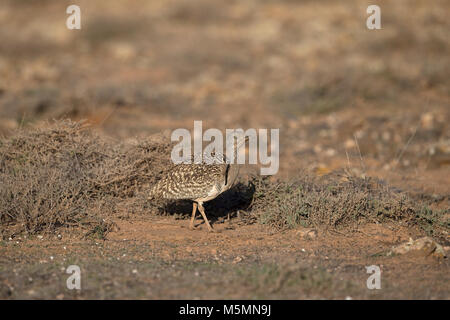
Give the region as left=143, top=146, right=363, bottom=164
left=150, top=164, right=226, bottom=200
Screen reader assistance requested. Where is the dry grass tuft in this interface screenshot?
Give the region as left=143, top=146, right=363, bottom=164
left=0, top=120, right=173, bottom=238
left=248, top=174, right=449, bottom=241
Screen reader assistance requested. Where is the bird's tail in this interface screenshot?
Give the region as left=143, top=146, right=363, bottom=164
left=147, top=181, right=160, bottom=199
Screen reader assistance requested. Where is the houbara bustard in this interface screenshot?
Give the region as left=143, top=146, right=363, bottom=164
left=149, top=135, right=248, bottom=232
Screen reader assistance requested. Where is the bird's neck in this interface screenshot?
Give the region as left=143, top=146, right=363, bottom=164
left=229, top=136, right=247, bottom=164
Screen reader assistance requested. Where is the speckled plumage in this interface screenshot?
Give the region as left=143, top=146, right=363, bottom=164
left=149, top=137, right=247, bottom=232
left=150, top=163, right=229, bottom=200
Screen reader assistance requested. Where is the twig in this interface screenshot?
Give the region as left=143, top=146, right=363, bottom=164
left=392, top=125, right=418, bottom=170
left=353, top=134, right=366, bottom=176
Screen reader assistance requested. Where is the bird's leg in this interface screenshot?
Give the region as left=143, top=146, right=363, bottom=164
left=197, top=202, right=215, bottom=232
left=189, top=202, right=198, bottom=230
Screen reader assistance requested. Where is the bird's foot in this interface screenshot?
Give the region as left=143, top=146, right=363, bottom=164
left=188, top=223, right=198, bottom=231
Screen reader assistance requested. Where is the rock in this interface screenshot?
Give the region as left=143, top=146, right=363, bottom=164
left=420, top=113, right=434, bottom=129
left=232, top=256, right=243, bottom=264
left=344, top=138, right=356, bottom=149
left=428, top=140, right=450, bottom=167
left=296, top=228, right=317, bottom=240
left=109, top=42, right=136, bottom=61
left=388, top=237, right=446, bottom=258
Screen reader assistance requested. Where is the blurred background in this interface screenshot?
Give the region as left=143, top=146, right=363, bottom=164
left=0, top=0, right=449, bottom=194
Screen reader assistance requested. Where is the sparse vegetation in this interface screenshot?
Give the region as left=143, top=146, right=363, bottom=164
left=1, top=121, right=447, bottom=243
left=0, top=120, right=173, bottom=238
left=0, top=0, right=448, bottom=300
left=248, top=175, right=449, bottom=242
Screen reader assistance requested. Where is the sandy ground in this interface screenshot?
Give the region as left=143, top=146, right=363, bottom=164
left=1, top=217, right=449, bottom=299
left=0, top=0, right=449, bottom=299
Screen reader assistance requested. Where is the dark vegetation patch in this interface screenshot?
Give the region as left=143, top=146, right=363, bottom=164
left=1, top=121, right=447, bottom=241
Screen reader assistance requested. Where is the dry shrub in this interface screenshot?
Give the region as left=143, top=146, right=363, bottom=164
left=248, top=173, right=449, bottom=240
left=0, top=120, right=173, bottom=238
